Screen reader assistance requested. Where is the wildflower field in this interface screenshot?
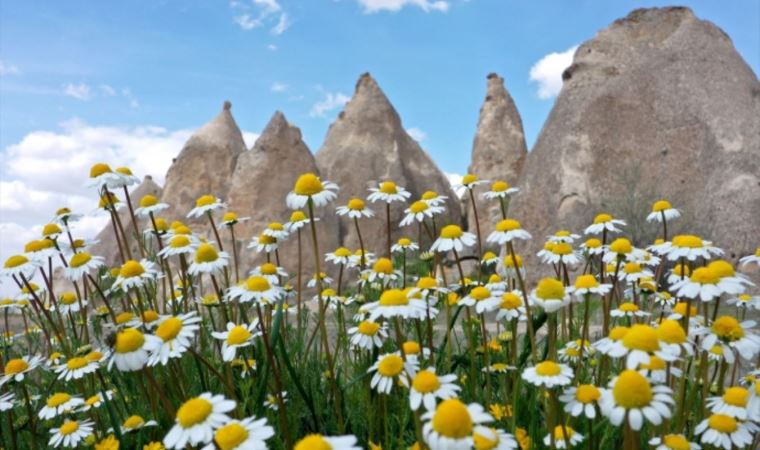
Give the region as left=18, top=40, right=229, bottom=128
left=2, top=165, right=760, bottom=450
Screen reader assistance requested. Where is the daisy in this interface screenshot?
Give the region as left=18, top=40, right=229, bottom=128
left=706, top=387, right=751, bottom=420
left=602, top=238, right=647, bottom=264
left=135, top=194, right=169, bottom=217
left=422, top=398, right=493, bottom=450
left=212, top=322, right=260, bottom=362
left=695, top=316, right=760, bottom=363
left=336, top=198, right=375, bottom=219
left=264, top=391, right=286, bottom=411
left=145, top=312, right=201, bottom=366
left=108, top=327, right=159, bottom=372
left=558, top=341, right=595, bottom=363
left=531, top=278, right=570, bottom=313
left=403, top=340, right=432, bottom=362
left=487, top=219, right=532, bottom=245
left=495, top=291, right=526, bottom=321
left=187, top=195, right=226, bottom=218
left=541, top=426, right=583, bottom=449
left=580, top=238, right=605, bottom=256
left=64, top=252, right=104, bottom=281
left=619, top=262, right=653, bottom=284
left=189, top=243, right=229, bottom=275
left=647, top=200, right=681, bottom=222
left=499, top=253, right=525, bottom=279
left=307, top=272, right=333, bottom=288
left=571, top=274, right=611, bottom=298
left=158, top=234, right=197, bottom=258
left=421, top=190, right=448, bottom=207
left=163, top=393, right=236, bottom=449
left=392, top=237, right=419, bottom=253
left=363, top=257, right=400, bottom=284
left=472, top=426, right=519, bottom=450
left=648, top=434, right=701, bottom=450
left=200, top=416, right=274, bottom=450
left=95, top=192, right=125, bottom=213
left=522, top=360, right=573, bottom=388
left=117, top=415, right=159, bottom=434
left=284, top=210, right=313, bottom=232
left=368, top=352, right=406, bottom=394
left=0, top=392, right=14, bottom=411
left=55, top=356, right=99, bottom=381
left=86, top=163, right=121, bottom=189
left=727, top=294, right=760, bottom=310
left=348, top=249, right=376, bottom=268
left=408, top=276, right=449, bottom=299
left=326, top=247, right=353, bottom=266
left=348, top=320, right=388, bottom=350
left=542, top=242, right=581, bottom=266
left=218, top=211, right=250, bottom=228
left=739, top=247, right=760, bottom=268
left=483, top=180, right=519, bottom=199
left=231, top=359, right=257, bottom=379
left=607, top=324, right=676, bottom=369
left=364, top=288, right=430, bottom=321
left=400, top=200, right=443, bottom=226
left=483, top=363, right=516, bottom=374
left=248, top=263, right=288, bottom=284
left=287, top=173, right=338, bottom=209
left=584, top=213, right=626, bottom=235
left=227, top=276, right=284, bottom=304
left=708, top=260, right=753, bottom=295
left=402, top=366, right=461, bottom=411
left=55, top=292, right=87, bottom=314
left=670, top=266, right=723, bottom=302
left=367, top=180, right=411, bottom=204
left=1, top=355, right=44, bottom=385
left=665, top=235, right=723, bottom=261
left=53, top=207, right=83, bottom=225
left=560, top=385, right=603, bottom=419
left=666, top=301, right=701, bottom=321
left=38, top=392, right=85, bottom=419
left=261, top=223, right=288, bottom=241
left=112, top=166, right=141, bottom=188
left=638, top=355, right=681, bottom=383
left=656, top=319, right=694, bottom=357
left=430, top=225, right=477, bottom=253
left=248, top=233, right=279, bottom=254
left=79, top=390, right=115, bottom=412
left=611, top=302, right=650, bottom=320
left=49, top=419, right=95, bottom=448
left=457, top=173, right=489, bottom=192
left=694, top=414, right=757, bottom=450
left=293, top=434, right=361, bottom=450
left=600, top=370, right=674, bottom=430
left=113, top=259, right=158, bottom=292
left=461, top=286, right=503, bottom=314
left=1, top=254, right=38, bottom=279
left=23, top=238, right=57, bottom=262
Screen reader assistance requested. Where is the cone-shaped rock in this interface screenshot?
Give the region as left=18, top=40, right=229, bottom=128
left=90, top=175, right=163, bottom=268
left=315, top=73, right=461, bottom=254
left=467, top=73, right=527, bottom=243
left=513, top=7, right=760, bottom=259
left=161, top=101, right=246, bottom=224
left=227, top=112, right=339, bottom=280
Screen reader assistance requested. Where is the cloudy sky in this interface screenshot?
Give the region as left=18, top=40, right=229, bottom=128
left=1, top=0, right=758, bottom=266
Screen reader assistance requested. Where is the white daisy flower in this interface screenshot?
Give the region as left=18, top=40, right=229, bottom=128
left=200, top=416, right=274, bottom=450
left=212, top=322, right=260, bottom=362
left=38, top=392, right=85, bottom=420
left=63, top=252, right=104, bottom=281
left=637, top=355, right=682, bottom=384
left=610, top=302, right=650, bottom=320
left=542, top=242, right=581, bottom=266
left=86, top=163, right=121, bottom=189
left=54, top=292, right=87, bottom=314
left=543, top=426, right=584, bottom=449
left=648, top=434, right=701, bottom=450
left=227, top=276, right=284, bottom=304
left=248, top=263, right=288, bottom=284
left=408, top=276, right=449, bottom=299
left=286, top=173, right=338, bottom=209
left=531, top=278, right=570, bottom=313
left=284, top=210, right=314, bottom=232
left=602, top=238, right=647, bottom=264
left=399, top=200, right=443, bottom=226
left=665, top=235, right=723, bottom=262
left=145, top=312, right=202, bottom=366
left=483, top=180, right=519, bottom=199
left=111, top=167, right=141, bottom=188
left=0, top=392, right=14, bottom=411
left=248, top=233, right=279, bottom=254
left=727, top=294, right=760, bottom=311
left=264, top=391, right=286, bottom=411
left=348, top=249, right=376, bottom=269
left=580, top=238, right=605, bottom=256
left=522, top=360, right=573, bottom=388
left=706, top=387, right=751, bottom=420
left=23, top=238, right=58, bottom=262
left=79, top=390, right=115, bottom=412
left=187, top=195, right=226, bottom=218
left=548, top=230, right=581, bottom=244
left=362, top=257, right=401, bottom=284
left=158, top=234, right=198, bottom=258
left=460, top=286, right=503, bottom=314
left=739, top=247, right=760, bottom=268
left=487, top=219, right=532, bottom=245
left=135, top=194, right=169, bottom=217
left=420, top=190, right=448, bottom=207
left=570, top=275, right=612, bottom=299
left=113, top=259, right=158, bottom=292
left=708, top=260, right=754, bottom=295
left=618, top=262, right=653, bottom=284
left=694, top=414, right=758, bottom=450
left=114, top=414, right=159, bottom=434
left=606, top=324, right=676, bottom=369
left=188, top=243, right=229, bottom=275
left=402, top=365, right=461, bottom=411
left=367, top=181, right=411, bottom=204
left=599, top=370, right=674, bottom=431
left=1, top=254, right=39, bottom=279
left=495, top=291, right=526, bottom=322
left=262, top=222, right=289, bottom=240
left=656, top=319, right=694, bottom=357
left=472, top=426, right=519, bottom=450
left=55, top=355, right=99, bottom=381
left=326, top=247, right=354, bottom=266
left=584, top=213, right=626, bottom=235
left=163, top=393, right=236, bottom=449
left=694, top=317, right=760, bottom=364
left=292, top=434, right=361, bottom=450
left=307, top=272, right=333, bottom=288
left=218, top=211, right=250, bottom=228
left=336, top=198, right=375, bottom=219
left=392, top=237, right=419, bottom=253
left=48, top=419, right=94, bottom=448
left=422, top=398, right=493, bottom=450
left=1, top=355, right=44, bottom=385
left=670, top=267, right=724, bottom=302
left=368, top=352, right=406, bottom=394
left=364, top=288, right=430, bottom=321
left=647, top=200, right=681, bottom=222
left=53, top=207, right=83, bottom=226
left=348, top=320, right=388, bottom=350
left=430, top=225, right=477, bottom=254
left=560, top=384, right=603, bottom=419
left=108, top=328, right=160, bottom=372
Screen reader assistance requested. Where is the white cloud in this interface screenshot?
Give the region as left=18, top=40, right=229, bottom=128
left=406, top=127, right=427, bottom=142
left=529, top=45, right=578, bottom=99
left=99, top=84, right=116, bottom=96
left=233, top=0, right=290, bottom=35
left=63, top=82, right=92, bottom=100
left=271, top=12, right=291, bottom=35
left=0, top=60, right=21, bottom=76
left=446, top=172, right=465, bottom=198
left=267, top=44, right=278, bottom=51
left=270, top=82, right=288, bottom=93
left=235, top=14, right=261, bottom=30
left=121, top=88, right=140, bottom=109
left=358, top=0, right=449, bottom=13
left=309, top=92, right=350, bottom=118
left=242, top=132, right=260, bottom=149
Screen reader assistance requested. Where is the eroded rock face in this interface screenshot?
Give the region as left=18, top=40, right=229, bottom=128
left=160, top=101, right=246, bottom=226
left=513, top=6, right=760, bottom=259
left=315, top=73, right=462, bottom=255
left=466, top=73, right=528, bottom=244
left=226, top=111, right=339, bottom=279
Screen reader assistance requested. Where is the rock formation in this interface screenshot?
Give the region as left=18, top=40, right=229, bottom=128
left=226, top=111, right=340, bottom=278
left=315, top=73, right=461, bottom=254
left=160, top=101, right=246, bottom=225
left=466, top=73, right=528, bottom=243
left=513, top=6, right=760, bottom=259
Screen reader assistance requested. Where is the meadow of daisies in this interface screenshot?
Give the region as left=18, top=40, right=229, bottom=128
left=2, top=164, right=760, bottom=450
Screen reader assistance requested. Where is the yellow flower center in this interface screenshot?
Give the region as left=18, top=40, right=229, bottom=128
left=4, top=255, right=28, bottom=268
left=85, top=394, right=101, bottom=407
left=195, top=195, right=216, bottom=207
left=470, top=287, right=492, bottom=301
left=432, top=399, right=473, bottom=439
left=214, top=422, right=249, bottom=450
left=619, top=302, right=639, bottom=312
left=575, top=385, right=600, bottom=403
left=259, top=263, right=277, bottom=275
left=120, top=260, right=145, bottom=278
left=69, top=252, right=92, bottom=268
left=379, top=289, right=408, bottom=306
left=177, top=397, right=213, bottom=428
left=709, top=345, right=724, bottom=355
left=593, top=213, right=613, bottom=224
left=398, top=238, right=412, bottom=248
left=503, top=254, right=522, bottom=268
left=462, top=174, right=478, bottom=185
left=295, top=435, right=332, bottom=450
left=195, top=244, right=219, bottom=263
left=140, top=195, right=158, bottom=208
left=413, top=370, right=441, bottom=393
left=25, top=239, right=53, bottom=252
left=440, top=225, right=463, bottom=239
left=672, top=302, right=697, bottom=317
left=652, top=200, right=672, bottom=212
left=257, top=233, right=276, bottom=245
left=170, top=235, right=191, bottom=248
left=708, top=260, right=735, bottom=278
left=622, top=325, right=659, bottom=352
left=175, top=226, right=192, bottom=235
left=712, top=316, right=745, bottom=341
left=59, top=420, right=80, bottom=436
left=500, top=293, right=522, bottom=309
left=86, top=351, right=104, bottom=362
left=707, top=414, right=737, bottom=433
left=290, top=210, right=306, bottom=222
left=662, top=434, right=691, bottom=450
left=155, top=317, right=183, bottom=342
left=358, top=321, right=380, bottom=336
left=416, top=277, right=437, bottom=290
left=334, top=247, right=352, bottom=258
left=657, top=320, right=687, bottom=344
left=722, top=387, right=748, bottom=407
left=4, top=358, right=28, bottom=375
left=409, top=200, right=429, bottom=214
left=553, top=426, right=575, bottom=440
left=574, top=274, right=599, bottom=289
left=66, top=357, right=88, bottom=370
left=536, top=278, right=565, bottom=300
left=47, top=392, right=71, bottom=407
left=609, top=238, right=632, bottom=254
left=403, top=341, right=421, bottom=355
left=222, top=212, right=238, bottom=223
left=347, top=198, right=365, bottom=210
left=379, top=181, right=398, bottom=194
left=60, top=292, right=78, bottom=305
left=268, top=222, right=284, bottom=231
left=535, top=361, right=561, bottom=376
left=246, top=276, right=270, bottom=292
left=114, top=328, right=145, bottom=353
left=491, top=180, right=509, bottom=192
left=623, top=262, right=642, bottom=274
left=584, top=238, right=602, bottom=248
left=422, top=191, right=438, bottom=200
left=373, top=258, right=393, bottom=274
left=377, top=354, right=404, bottom=377
left=154, top=218, right=169, bottom=231
left=672, top=235, right=703, bottom=248
left=473, top=428, right=500, bottom=450
left=219, top=323, right=250, bottom=345
left=639, top=356, right=666, bottom=371
left=495, top=219, right=521, bottom=232
left=90, top=163, right=112, bottom=178
left=613, top=370, right=653, bottom=408
left=115, top=312, right=134, bottom=324
left=123, top=415, right=145, bottom=429
left=552, top=242, right=573, bottom=255
left=690, top=267, right=719, bottom=284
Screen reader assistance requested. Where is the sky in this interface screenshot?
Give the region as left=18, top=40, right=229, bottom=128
left=1, top=0, right=758, bottom=269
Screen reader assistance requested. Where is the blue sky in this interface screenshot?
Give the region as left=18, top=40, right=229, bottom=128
left=0, top=0, right=758, bottom=266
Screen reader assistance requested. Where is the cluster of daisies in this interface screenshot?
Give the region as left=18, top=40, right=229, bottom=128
left=0, top=164, right=759, bottom=450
